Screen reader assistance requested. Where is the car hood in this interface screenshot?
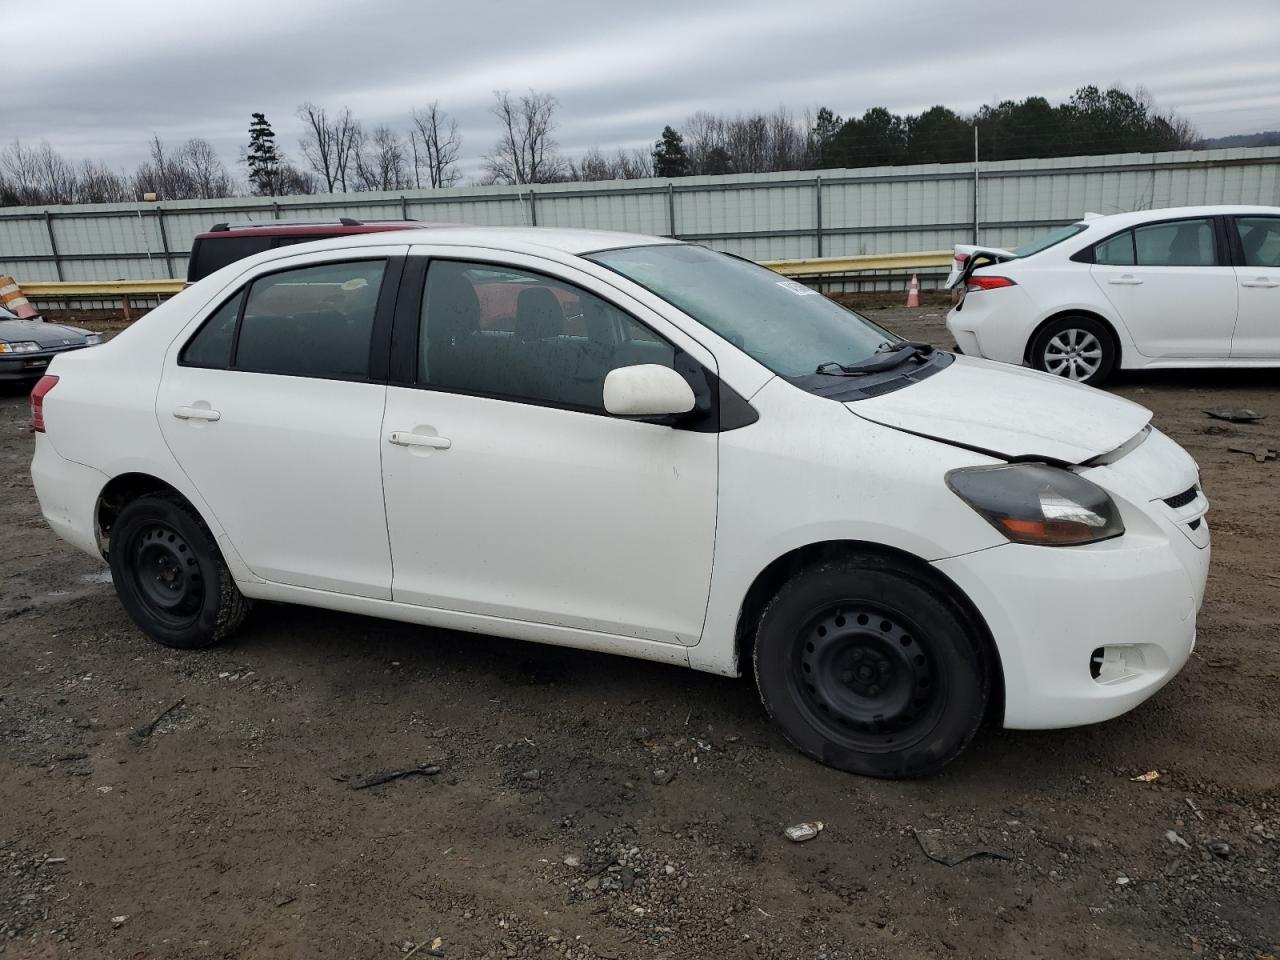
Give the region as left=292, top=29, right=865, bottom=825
left=0, top=319, right=89, bottom=348
left=846, top=354, right=1152, bottom=464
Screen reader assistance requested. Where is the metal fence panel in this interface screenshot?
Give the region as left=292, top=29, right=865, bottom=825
left=2, top=147, right=1278, bottom=285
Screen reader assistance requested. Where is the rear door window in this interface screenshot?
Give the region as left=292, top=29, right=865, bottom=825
left=1233, top=217, right=1280, bottom=268
left=233, top=260, right=387, bottom=379
left=181, top=292, right=243, bottom=368
left=1132, top=219, right=1217, bottom=267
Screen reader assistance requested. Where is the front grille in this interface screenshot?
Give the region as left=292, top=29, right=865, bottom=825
left=1163, top=486, right=1198, bottom=510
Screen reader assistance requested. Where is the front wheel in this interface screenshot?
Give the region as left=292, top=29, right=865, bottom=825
left=753, top=555, right=989, bottom=779
left=1029, top=315, right=1116, bottom=386
left=108, top=493, right=250, bottom=649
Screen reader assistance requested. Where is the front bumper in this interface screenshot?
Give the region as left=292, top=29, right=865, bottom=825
left=934, top=517, right=1208, bottom=730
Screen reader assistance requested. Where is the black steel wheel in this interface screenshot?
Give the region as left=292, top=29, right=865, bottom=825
left=109, top=493, right=250, bottom=649
left=754, top=555, right=990, bottom=778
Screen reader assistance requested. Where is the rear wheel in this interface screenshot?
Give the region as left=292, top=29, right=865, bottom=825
left=753, top=555, right=989, bottom=779
left=108, top=493, right=250, bottom=649
left=1030, top=315, right=1116, bottom=386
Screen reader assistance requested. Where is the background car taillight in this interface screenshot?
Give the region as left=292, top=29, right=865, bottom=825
left=30, top=375, right=58, bottom=433
left=966, top=275, right=1016, bottom=292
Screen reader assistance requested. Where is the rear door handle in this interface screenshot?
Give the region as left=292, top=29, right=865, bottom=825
left=389, top=431, right=451, bottom=450
left=173, top=406, right=221, bottom=422
left=1107, top=276, right=1144, bottom=285
left=1241, top=278, right=1280, bottom=288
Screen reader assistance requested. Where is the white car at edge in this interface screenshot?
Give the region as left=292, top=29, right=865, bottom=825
left=946, top=205, right=1280, bottom=385
left=30, top=227, right=1209, bottom=778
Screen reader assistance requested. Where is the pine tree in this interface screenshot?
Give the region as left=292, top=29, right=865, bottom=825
left=652, top=126, right=689, bottom=178
left=246, top=112, right=281, bottom=195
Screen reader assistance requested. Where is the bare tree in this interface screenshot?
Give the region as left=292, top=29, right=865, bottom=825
left=75, top=159, right=131, bottom=203
left=354, top=125, right=411, bottom=191
left=0, top=140, right=81, bottom=203
left=568, top=146, right=653, bottom=182
left=182, top=138, right=233, bottom=198
left=410, top=102, right=462, bottom=188
left=132, top=136, right=233, bottom=200
left=297, top=103, right=363, bottom=192
left=483, top=89, right=566, bottom=185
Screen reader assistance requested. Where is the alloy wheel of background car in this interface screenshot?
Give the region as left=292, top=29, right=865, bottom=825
left=1030, top=315, right=1117, bottom=386
left=754, top=555, right=989, bottom=779
left=109, top=493, right=250, bottom=649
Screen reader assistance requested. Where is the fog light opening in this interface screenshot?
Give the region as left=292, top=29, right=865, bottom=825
left=1090, top=645, right=1145, bottom=684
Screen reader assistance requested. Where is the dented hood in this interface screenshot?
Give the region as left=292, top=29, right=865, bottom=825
left=847, top=355, right=1152, bottom=464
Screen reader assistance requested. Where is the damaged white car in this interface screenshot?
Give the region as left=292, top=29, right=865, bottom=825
left=30, top=227, right=1209, bottom=778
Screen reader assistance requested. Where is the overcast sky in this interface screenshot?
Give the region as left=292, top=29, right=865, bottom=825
left=7, top=0, right=1280, bottom=180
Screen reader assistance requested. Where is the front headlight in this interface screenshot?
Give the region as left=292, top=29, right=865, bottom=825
left=947, top=463, right=1124, bottom=546
left=84, top=334, right=102, bottom=345
left=0, top=341, right=41, bottom=354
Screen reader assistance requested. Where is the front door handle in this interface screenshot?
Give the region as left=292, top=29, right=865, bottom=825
left=1107, top=276, right=1144, bottom=285
left=1241, top=278, right=1280, bottom=288
left=173, top=406, right=221, bottom=422
left=389, top=431, right=451, bottom=450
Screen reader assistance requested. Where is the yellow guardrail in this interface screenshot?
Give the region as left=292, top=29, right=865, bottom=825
left=17, top=251, right=951, bottom=314
left=23, top=279, right=188, bottom=297
left=762, top=251, right=952, bottom=277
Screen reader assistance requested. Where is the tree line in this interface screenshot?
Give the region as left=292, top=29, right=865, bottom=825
left=0, top=84, right=1202, bottom=206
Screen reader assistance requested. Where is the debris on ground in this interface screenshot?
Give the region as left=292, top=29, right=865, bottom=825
left=350, top=765, right=441, bottom=790
left=110, top=915, right=128, bottom=928
left=1206, top=841, right=1231, bottom=858
left=520, top=768, right=541, bottom=782
left=650, top=768, right=676, bottom=785
left=913, top=827, right=1011, bottom=866
left=1228, top=446, right=1278, bottom=463
left=131, top=697, right=184, bottom=740
left=1206, top=408, right=1265, bottom=423
left=784, top=821, right=824, bottom=843
left=1131, top=770, right=1162, bottom=783
left=1165, top=830, right=1191, bottom=849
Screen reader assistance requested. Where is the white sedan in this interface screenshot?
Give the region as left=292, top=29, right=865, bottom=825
left=946, top=205, right=1280, bottom=384
left=30, top=227, right=1209, bottom=778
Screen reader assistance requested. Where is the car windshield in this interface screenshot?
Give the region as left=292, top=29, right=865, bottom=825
left=587, top=244, right=897, bottom=378
left=1012, top=222, right=1088, bottom=257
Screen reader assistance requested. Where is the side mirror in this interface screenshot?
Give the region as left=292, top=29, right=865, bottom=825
left=603, top=364, right=696, bottom=418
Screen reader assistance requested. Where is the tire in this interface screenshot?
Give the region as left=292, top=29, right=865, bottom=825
left=1029, top=315, right=1116, bottom=386
left=108, top=493, right=250, bottom=649
left=753, top=555, right=989, bottom=779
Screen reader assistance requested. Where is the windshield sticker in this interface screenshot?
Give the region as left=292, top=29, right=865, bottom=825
left=776, top=280, right=819, bottom=296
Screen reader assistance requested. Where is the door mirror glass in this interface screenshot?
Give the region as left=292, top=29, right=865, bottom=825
left=603, top=364, right=696, bottom=418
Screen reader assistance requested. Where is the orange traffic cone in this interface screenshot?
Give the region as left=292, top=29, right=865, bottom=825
left=0, top=276, right=40, bottom=319
left=906, top=274, right=920, bottom=308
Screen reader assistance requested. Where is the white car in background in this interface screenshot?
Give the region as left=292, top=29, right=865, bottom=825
left=30, top=227, right=1209, bottom=779
left=946, top=205, right=1280, bottom=385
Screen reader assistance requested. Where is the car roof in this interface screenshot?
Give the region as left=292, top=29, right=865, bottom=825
left=1080, top=205, right=1280, bottom=231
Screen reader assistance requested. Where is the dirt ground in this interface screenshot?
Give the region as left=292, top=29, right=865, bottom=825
left=2, top=306, right=1277, bottom=960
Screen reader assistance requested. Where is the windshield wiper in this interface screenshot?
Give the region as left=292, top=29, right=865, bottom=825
left=815, top=340, right=936, bottom=376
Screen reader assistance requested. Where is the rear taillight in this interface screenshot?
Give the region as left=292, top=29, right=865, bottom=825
left=31, top=375, right=58, bottom=433
left=954, top=253, right=970, bottom=264
left=966, top=275, right=1016, bottom=292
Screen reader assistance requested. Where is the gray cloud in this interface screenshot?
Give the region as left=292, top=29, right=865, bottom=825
left=10, top=0, right=1280, bottom=179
